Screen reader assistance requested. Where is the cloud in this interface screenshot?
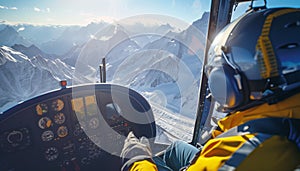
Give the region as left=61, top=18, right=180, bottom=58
left=0, top=5, right=17, bottom=10
left=80, top=12, right=116, bottom=24
left=34, top=7, right=41, bottom=12
left=34, top=7, right=50, bottom=13
left=0, top=5, right=8, bottom=9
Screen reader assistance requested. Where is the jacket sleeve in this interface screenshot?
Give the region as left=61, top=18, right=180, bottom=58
left=129, top=160, right=158, bottom=171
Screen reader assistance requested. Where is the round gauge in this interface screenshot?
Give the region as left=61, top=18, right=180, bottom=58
left=51, top=99, right=64, bottom=112
left=38, top=117, right=52, bottom=129
left=57, top=126, right=68, bottom=138
left=41, top=130, right=54, bottom=142
left=44, top=147, right=59, bottom=161
left=88, top=117, right=99, bottom=129
left=7, top=130, right=23, bottom=144
left=54, top=113, right=66, bottom=125
left=36, top=103, right=48, bottom=115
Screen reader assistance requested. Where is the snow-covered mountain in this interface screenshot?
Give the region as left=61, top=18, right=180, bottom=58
left=0, top=26, right=32, bottom=47
left=11, top=44, right=59, bottom=59
left=113, top=14, right=208, bottom=118
left=62, top=24, right=142, bottom=84
left=12, top=24, right=66, bottom=46
left=67, top=13, right=209, bottom=118
left=0, top=45, right=88, bottom=113
left=191, top=12, right=209, bottom=35
left=0, top=46, right=57, bottom=112
left=0, top=22, right=110, bottom=56
left=39, top=23, right=104, bottom=55
left=61, top=22, right=178, bottom=67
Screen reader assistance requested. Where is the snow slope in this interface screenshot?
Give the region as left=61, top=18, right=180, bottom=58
left=0, top=46, right=88, bottom=113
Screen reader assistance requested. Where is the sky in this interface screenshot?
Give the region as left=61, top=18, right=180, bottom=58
left=0, top=0, right=210, bottom=26
left=1, top=0, right=299, bottom=26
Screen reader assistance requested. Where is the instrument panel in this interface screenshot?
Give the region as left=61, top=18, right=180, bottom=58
left=0, top=84, right=156, bottom=171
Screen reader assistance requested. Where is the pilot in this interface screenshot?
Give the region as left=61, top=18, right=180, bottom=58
left=121, top=7, right=300, bottom=171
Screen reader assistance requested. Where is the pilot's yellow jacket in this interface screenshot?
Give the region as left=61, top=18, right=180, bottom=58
left=128, top=93, right=300, bottom=171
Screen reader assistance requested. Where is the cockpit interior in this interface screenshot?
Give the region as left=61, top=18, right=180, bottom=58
left=0, top=84, right=156, bottom=170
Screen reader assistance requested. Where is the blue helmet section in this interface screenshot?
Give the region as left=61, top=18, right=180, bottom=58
left=206, top=8, right=300, bottom=110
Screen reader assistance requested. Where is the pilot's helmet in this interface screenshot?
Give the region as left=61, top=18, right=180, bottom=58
left=205, top=8, right=300, bottom=111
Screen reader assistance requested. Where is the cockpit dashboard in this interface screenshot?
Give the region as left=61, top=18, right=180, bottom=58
left=0, top=83, right=156, bottom=171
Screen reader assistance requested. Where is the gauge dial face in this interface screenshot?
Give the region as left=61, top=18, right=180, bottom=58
left=54, top=113, right=66, bottom=125
left=44, top=147, right=59, bottom=161
left=38, top=117, right=52, bottom=129
left=36, top=103, right=48, bottom=115
left=57, top=126, right=68, bottom=138
left=41, top=130, right=54, bottom=142
left=7, top=131, right=23, bottom=144
left=51, top=99, right=64, bottom=112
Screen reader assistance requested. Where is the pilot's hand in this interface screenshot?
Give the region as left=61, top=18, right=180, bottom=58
left=121, top=131, right=153, bottom=171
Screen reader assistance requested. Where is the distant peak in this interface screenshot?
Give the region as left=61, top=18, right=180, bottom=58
left=28, top=44, right=39, bottom=50
left=191, top=12, right=209, bottom=30
left=12, top=44, right=39, bottom=51
left=11, top=44, right=25, bottom=49
left=202, top=12, right=210, bottom=19
left=1, top=25, right=18, bottom=34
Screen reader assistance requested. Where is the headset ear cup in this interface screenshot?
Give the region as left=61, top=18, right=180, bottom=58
left=208, top=64, right=244, bottom=108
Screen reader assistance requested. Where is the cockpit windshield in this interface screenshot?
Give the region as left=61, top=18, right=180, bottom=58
left=232, top=0, right=300, bottom=20
left=0, top=0, right=211, bottom=145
